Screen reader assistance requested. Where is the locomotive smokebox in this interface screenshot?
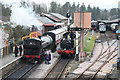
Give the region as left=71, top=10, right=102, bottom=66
left=60, top=39, right=73, bottom=49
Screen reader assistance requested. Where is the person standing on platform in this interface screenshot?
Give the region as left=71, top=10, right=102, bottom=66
left=45, top=52, right=50, bottom=64
left=19, top=45, right=22, bottom=56
left=48, top=52, right=51, bottom=64
left=14, top=45, right=18, bottom=57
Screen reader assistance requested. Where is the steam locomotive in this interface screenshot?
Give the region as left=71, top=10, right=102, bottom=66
left=91, top=20, right=98, bottom=30
left=57, top=31, right=76, bottom=58
left=23, top=27, right=67, bottom=61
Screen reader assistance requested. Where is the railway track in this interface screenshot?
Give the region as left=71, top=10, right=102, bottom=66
left=44, top=58, right=70, bottom=80
left=2, top=61, right=25, bottom=79
left=2, top=61, right=39, bottom=80
left=74, top=33, right=118, bottom=80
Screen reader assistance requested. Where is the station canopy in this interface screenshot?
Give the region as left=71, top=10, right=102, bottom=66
left=98, top=18, right=120, bottom=24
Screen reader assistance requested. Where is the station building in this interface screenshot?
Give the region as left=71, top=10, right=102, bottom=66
left=22, top=13, right=67, bottom=40
left=35, top=13, right=67, bottom=33
left=38, top=16, right=64, bottom=32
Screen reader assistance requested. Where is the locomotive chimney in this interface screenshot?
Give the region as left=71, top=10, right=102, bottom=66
left=38, top=36, right=41, bottom=39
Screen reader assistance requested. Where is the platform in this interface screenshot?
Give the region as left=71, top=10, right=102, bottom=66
left=0, top=54, right=21, bottom=68
left=0, top=52, right=22, bottom=79
left=73, top=40, right=118, bottom=78
left=28, top=51, right=60, bottom=79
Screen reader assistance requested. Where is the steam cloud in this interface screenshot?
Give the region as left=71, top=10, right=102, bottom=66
left=0, top=0, right=43, bottom=31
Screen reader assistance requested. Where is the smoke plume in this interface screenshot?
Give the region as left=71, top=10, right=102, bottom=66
left=0, top=0, right=43, bottom=31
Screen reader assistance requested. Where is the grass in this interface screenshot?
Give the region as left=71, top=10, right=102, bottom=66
left=84, top=32, right=95, bottom=52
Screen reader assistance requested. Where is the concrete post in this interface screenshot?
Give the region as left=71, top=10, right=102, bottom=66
left=75, top=31, right=79, bottom=61
left=67, top=17, right=70, bottom=26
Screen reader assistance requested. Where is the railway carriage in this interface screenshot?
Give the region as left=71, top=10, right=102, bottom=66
left=23, top=27, right=67, bottom=61
left=99, top=23, right=106, bottom=33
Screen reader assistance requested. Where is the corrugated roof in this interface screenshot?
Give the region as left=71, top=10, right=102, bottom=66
left=38, top=17, right=56, bottom=26
left=50, top=13, right=67, bottom=20
left=44, top=14, right=52, bottom=17
left=44, top=14, right=61, bottom=22
left=49, top=16, right=61, bottom=22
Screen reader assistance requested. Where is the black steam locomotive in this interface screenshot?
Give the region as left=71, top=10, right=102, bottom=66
left=91, top=20, right=98, bottom=30
left=57, top=31, right=76, bottom=58
left=23, top=27, right=67, bottom=61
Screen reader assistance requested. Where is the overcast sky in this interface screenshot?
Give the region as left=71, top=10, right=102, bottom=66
left=31, top=0, right=120, bottom=9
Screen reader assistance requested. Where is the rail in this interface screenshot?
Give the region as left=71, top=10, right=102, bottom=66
left=3, top=62, right=39, bottom=80
left=74, top=33, right=118, bottom=80
left=44, top=58, right=70, bottom=80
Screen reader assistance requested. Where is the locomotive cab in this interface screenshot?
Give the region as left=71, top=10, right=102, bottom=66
left=23, top=38, right=44, bottom=61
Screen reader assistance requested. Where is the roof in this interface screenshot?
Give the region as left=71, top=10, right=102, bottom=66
left=111, top=23, right=118, bottom=26
left=91, top=20, right=97, bottom=23
left=49, top=27, right=67, bottom=35
left=38, top=17, right=56, bottom=26
left=50, top=13, right=67, bottom=20
left=98, top=18, right=120, bottom=24
left=44, top=14, right=61, bottom=22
